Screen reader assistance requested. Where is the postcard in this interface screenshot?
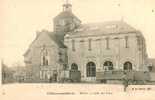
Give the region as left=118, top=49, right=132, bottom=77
left=1, top=0, right=155, bottom=100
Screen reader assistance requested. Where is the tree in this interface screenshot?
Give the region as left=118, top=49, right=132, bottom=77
left=1, top=60, right=14, bottom=84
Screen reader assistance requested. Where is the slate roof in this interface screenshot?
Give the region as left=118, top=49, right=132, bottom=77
left=36, top=30, right=67, bottom=48
left=47, top=31, right=67, bottom=48
left=68, top=21, right=138, bottom=37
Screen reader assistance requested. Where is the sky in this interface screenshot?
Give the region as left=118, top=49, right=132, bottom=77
left=0, top=0, right=155, bottom=66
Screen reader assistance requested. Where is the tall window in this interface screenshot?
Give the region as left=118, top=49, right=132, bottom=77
left=72, top=39, right=75, bottom=51
left=41, top=49, right=49, bottom=66
left=137, top=36, right=141, bottom=45
left=137, top=36, right=143, bottom=51
left=86, top=62, right=96, bottom=77
left=88, top=39, right=92, bottom=51
left=106, top=37, right=110, bottom=49
left=125, top=36, right=129, bottom=48
left=103, top=61, right=113, bottom=70
left=124, top=61, right=132, bottom=70
left=148, top=66, right=153, bottom=72
left=71, top=63, right=78, bottom=70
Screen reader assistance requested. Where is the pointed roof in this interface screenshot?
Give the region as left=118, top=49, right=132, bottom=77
left=37, top=30, right=67, bottom=48
left=23, top=30, right=66, bottom=56
left=54, top=0, right=81, bottom=22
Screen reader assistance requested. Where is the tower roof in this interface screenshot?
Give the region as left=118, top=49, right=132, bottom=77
left=53, top=0, right=81, bottom=23
left=54, top=11, right=81, bottom=22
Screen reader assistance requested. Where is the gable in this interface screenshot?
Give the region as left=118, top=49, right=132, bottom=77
left=23, top=31, right=58, bottom=57
left=30, top=31, right=58, bottom=48
left=23, top=30, right=67, bottom=57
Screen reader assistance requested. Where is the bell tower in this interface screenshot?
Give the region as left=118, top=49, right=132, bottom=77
left=53, top=0, right=81, bottom=39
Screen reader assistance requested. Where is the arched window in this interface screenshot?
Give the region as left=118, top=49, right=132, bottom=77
left=148, top=66, right=153, bottom=72
left=103, top=61, right=113, bottom=70
left=124, top=61, right=132, bottom=70
left=71, top=63, right=78, bottom=70
left=86, top=62, right=96, bottom=77
left=41, top=48, right=49, bottom=66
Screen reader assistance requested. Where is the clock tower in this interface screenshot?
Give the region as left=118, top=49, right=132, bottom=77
left=53, top=0, right=81, bottom=37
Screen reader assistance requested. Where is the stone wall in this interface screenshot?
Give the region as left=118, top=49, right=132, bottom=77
left=65, top=32, right=148, bottom=82
left=24, top=32, right=66, bottom=82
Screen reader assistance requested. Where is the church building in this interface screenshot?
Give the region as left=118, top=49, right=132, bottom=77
left=24, top=1, right=149, bottom=83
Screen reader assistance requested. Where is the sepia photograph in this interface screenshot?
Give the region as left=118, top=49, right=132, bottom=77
left=1, top=0, right=155, bottom=99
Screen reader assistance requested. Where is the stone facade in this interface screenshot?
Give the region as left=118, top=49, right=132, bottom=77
left=24, top=2, right=149, bottom=83
left=64, top=23, right=148, bottom=82
left=24, top=2, right=81, bottom=82
left=24, top=30, right=67, bottom=82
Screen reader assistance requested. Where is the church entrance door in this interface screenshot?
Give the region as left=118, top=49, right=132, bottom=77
left=86, top=62, right=96, bottom=81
